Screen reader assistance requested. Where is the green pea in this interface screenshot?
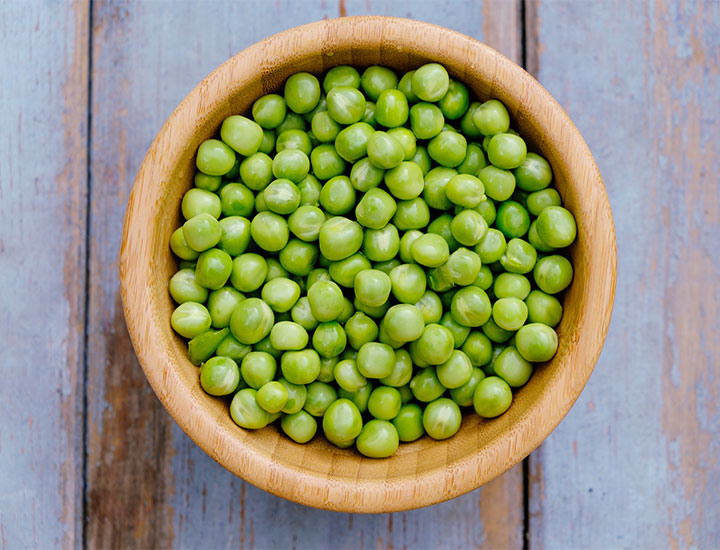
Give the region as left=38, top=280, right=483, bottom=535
left=230, top=388, right=270, bottom=429
left=290, top=296, right=319, bottom=331
left=457, top=143, right=488, bottom=176
left=374, top=258, right=402, bottom=275
left=171, top=302, right=211, bottom=339
left=450, top=209, right=488, bottom=247
left=475, top=228, right=506, bottom=264
left=170, top=227, right=200, bottom=261
left=256, top=381, right=289, bottom=414
left=397, top=70, right=418, bottom=102
left=410, top=144, right=433, bottom=175
left=215, top=333, right=252, bottom=362
left=375, top=89, right=409, bottom=128
left=183, top=213, right=222, bottom=252
left=326, top=86, right=366, bottom=124
left=411, top=63, right=449, bottom=102
left=423, top=398, right=461, bottom=440
left=414, top=290, right=443, bottom=324
left=325, top=254, right=368, bottom=289
left=428, top=131, right=467, bottom=168
left=230, top=298, right=274, bottom=345
left=392, top=403, right=425, bottom=442
left=367, top=131, right=405, bottom=170
left=451, top=287, right=492, bottom=327
left=496, top=200, right=531, bottom=239
left=350, top=157, right=385, bottom=192
left=253, top=334, right=282, bottom=360
left=487, top=133, right=527, bottom=170
left=286, top=205, right=324, bottom=242
left=367, top=386, right=402, bottom=421
left=354, top=269, right=392, bottom=308
left=323, top=398, right=363, bottom=448
left=312, top=321, right=347, bottom=358
left=182, top=188, right=222, bottom=220
left=323, top=65, right=361, bottom=93
left=492, top=297, right=528, bottom=331
left=361, top=66, right=398, bottom=101
left=298, top=174, right=323, bottom=206
left=377, top=318, right=404, bottom=349
left=319, top=216, right=364, bottom=261
left=528, top=220, right=556, bottom=253
left=335, top=122, right=374, bottom=163
left=281, top=410, right=317, bottom=443
left=389, top=263, right=427, bottom=304
left=410, top=366, right=445, bottom=402
left=383, top=304, right=425, bottom=343
left=474, top=199, right=497, bottom=228
left=206, top=287, right=244, bottom=328
left=436, top=348, right=473, bottom=389
left=283, top=72, right=321, bottom=114
left=251, top=211, right=289, bottom=252
left=536, top=206, right=577, bottom=249
left=271, top=149, right=309, bottom=183
left=493, top=273, right=531, bottom=300
left=194, top=249, right=232, bottom=290
left=230, top=253, right=267, bottom=292
left=341, top=298, right=357, bottom=323
left=384, top=161, right=424, bottom=200
left=240, top=351, right=277, bottom=388
left=194, top=172, right=221, bottom=191
left=362, top=101, right=377, bottom=127
left=439, top=311, right=471, bottom=348
left=357, top=342, right=395, bottom=379
left=446, top=248, right=481, bottom=286
left=473, top=375, right=512, bottom=417
left=527, top=188, right=562, bottom=216
left=410, top=233, right=449, bottom=267
left=355, top=419, right=399, bottom=458
left=332, top=358, right=366, bottom=392
left=252, top=94, right=287, bottom=129
left=472, top=99, right=510, bottom=136
left=500, top=238, right=537, bottom=274
left=459, top=101, right=483, bottom=138
left=270, top=321, right=309, bottom=351
left=316, top=356, right=338, bottom=383
left=275, top=130, right=311, bottom=156
left=423, top=167, right=457, bottom=210
left=514, top=153, right=552, bottom=192
left=437, top=78, right=469, bottom=117
left=479, top=165, right=516, bottom=201
left=345, top=312, right=379, bottom=350
left=525, top=290, right=563, bottom=327
left=387, top=127, right=417, bottom=160
left=280, top=348, right=321, bottom=384
left=516, top=323, right=558, bottom=362
left=311, top=110, right=342, bottom=143
left=363, top=224, right=400, bottom=262
left=307, top=280, right=344, bottom=322
left=416, top=323, right=455, bottom=365
left=278, top=239, right=317, bottom=277
left=196, top=139, right=236, bottom=176
left=379, top=349, right=414, bottom=387
left=393, top=197, right=430, bottom=231
left=310, top=143, right=346, bottom=180
left=276, top=112, right=308, bottom=136
left=426, top=214, right=459, bottom=253
left=481, top=317, right=515, bottom=344
left=444, top=175, right=485, bottom=209
left=303, top=381, right=338, bottom=417
left=220, top=115, right=263, bottom=156
left=472, top=265, right=494, bottom=290
left=398, top=230, right=422, bottom=264
left=449, top=367, right=486, bottom=407
left=169, top=268, right=208, bottom=304
left=494, top=346, right=533, bottom=387
left=278, top=377, right=307, bottom=414
left=259, top=129, right=276, bottom=154
left=186, top=326, right=227, bottom=365
left=319, top=176, right=355, bottom=215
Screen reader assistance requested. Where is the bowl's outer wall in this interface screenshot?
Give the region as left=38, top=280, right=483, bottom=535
left=120, top=16, right=616, bottom=512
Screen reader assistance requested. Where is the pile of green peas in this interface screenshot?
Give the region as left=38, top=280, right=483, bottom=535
left=169, top=62, right=577, bottom=458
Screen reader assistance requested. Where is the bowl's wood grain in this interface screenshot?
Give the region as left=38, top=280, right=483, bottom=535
left=120, top=16, right=616, bottom=512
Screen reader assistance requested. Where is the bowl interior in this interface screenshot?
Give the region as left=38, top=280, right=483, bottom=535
left=121, top=16, right=615, bottom=512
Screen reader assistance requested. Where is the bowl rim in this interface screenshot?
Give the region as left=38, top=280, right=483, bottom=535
left=120, top=15, right=617, bottom=512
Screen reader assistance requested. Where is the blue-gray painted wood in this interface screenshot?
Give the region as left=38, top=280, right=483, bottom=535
left=529, top=1, right=720, bottom=547
left=0, top=1, right=88, bottom=548
left=86, top=1, right=523, bottom=548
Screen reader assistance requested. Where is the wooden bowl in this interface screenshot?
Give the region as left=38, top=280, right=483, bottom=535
left=120, top=16, right=616, bottom=513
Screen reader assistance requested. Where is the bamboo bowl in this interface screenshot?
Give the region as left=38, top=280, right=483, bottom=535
left=120, top=16, right=616, bottom=513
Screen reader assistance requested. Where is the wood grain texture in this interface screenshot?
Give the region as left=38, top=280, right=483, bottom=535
left=0, top=1, right=88, bottom=548
left=528, top=0, right=720, bottom=547
left=90, top=1, right=525, bottom=548
left=121, top=10, right=613, bottom=519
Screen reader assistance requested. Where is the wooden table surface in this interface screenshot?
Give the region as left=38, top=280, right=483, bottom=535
left=1, top=1, right=718, bottom=548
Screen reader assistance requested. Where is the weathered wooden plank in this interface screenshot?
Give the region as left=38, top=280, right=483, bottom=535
left=87, top=1, right=523, bottom=548
left=528, top=0, right=720, bottom=547
left=0, top=1, right=89, bottom=548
